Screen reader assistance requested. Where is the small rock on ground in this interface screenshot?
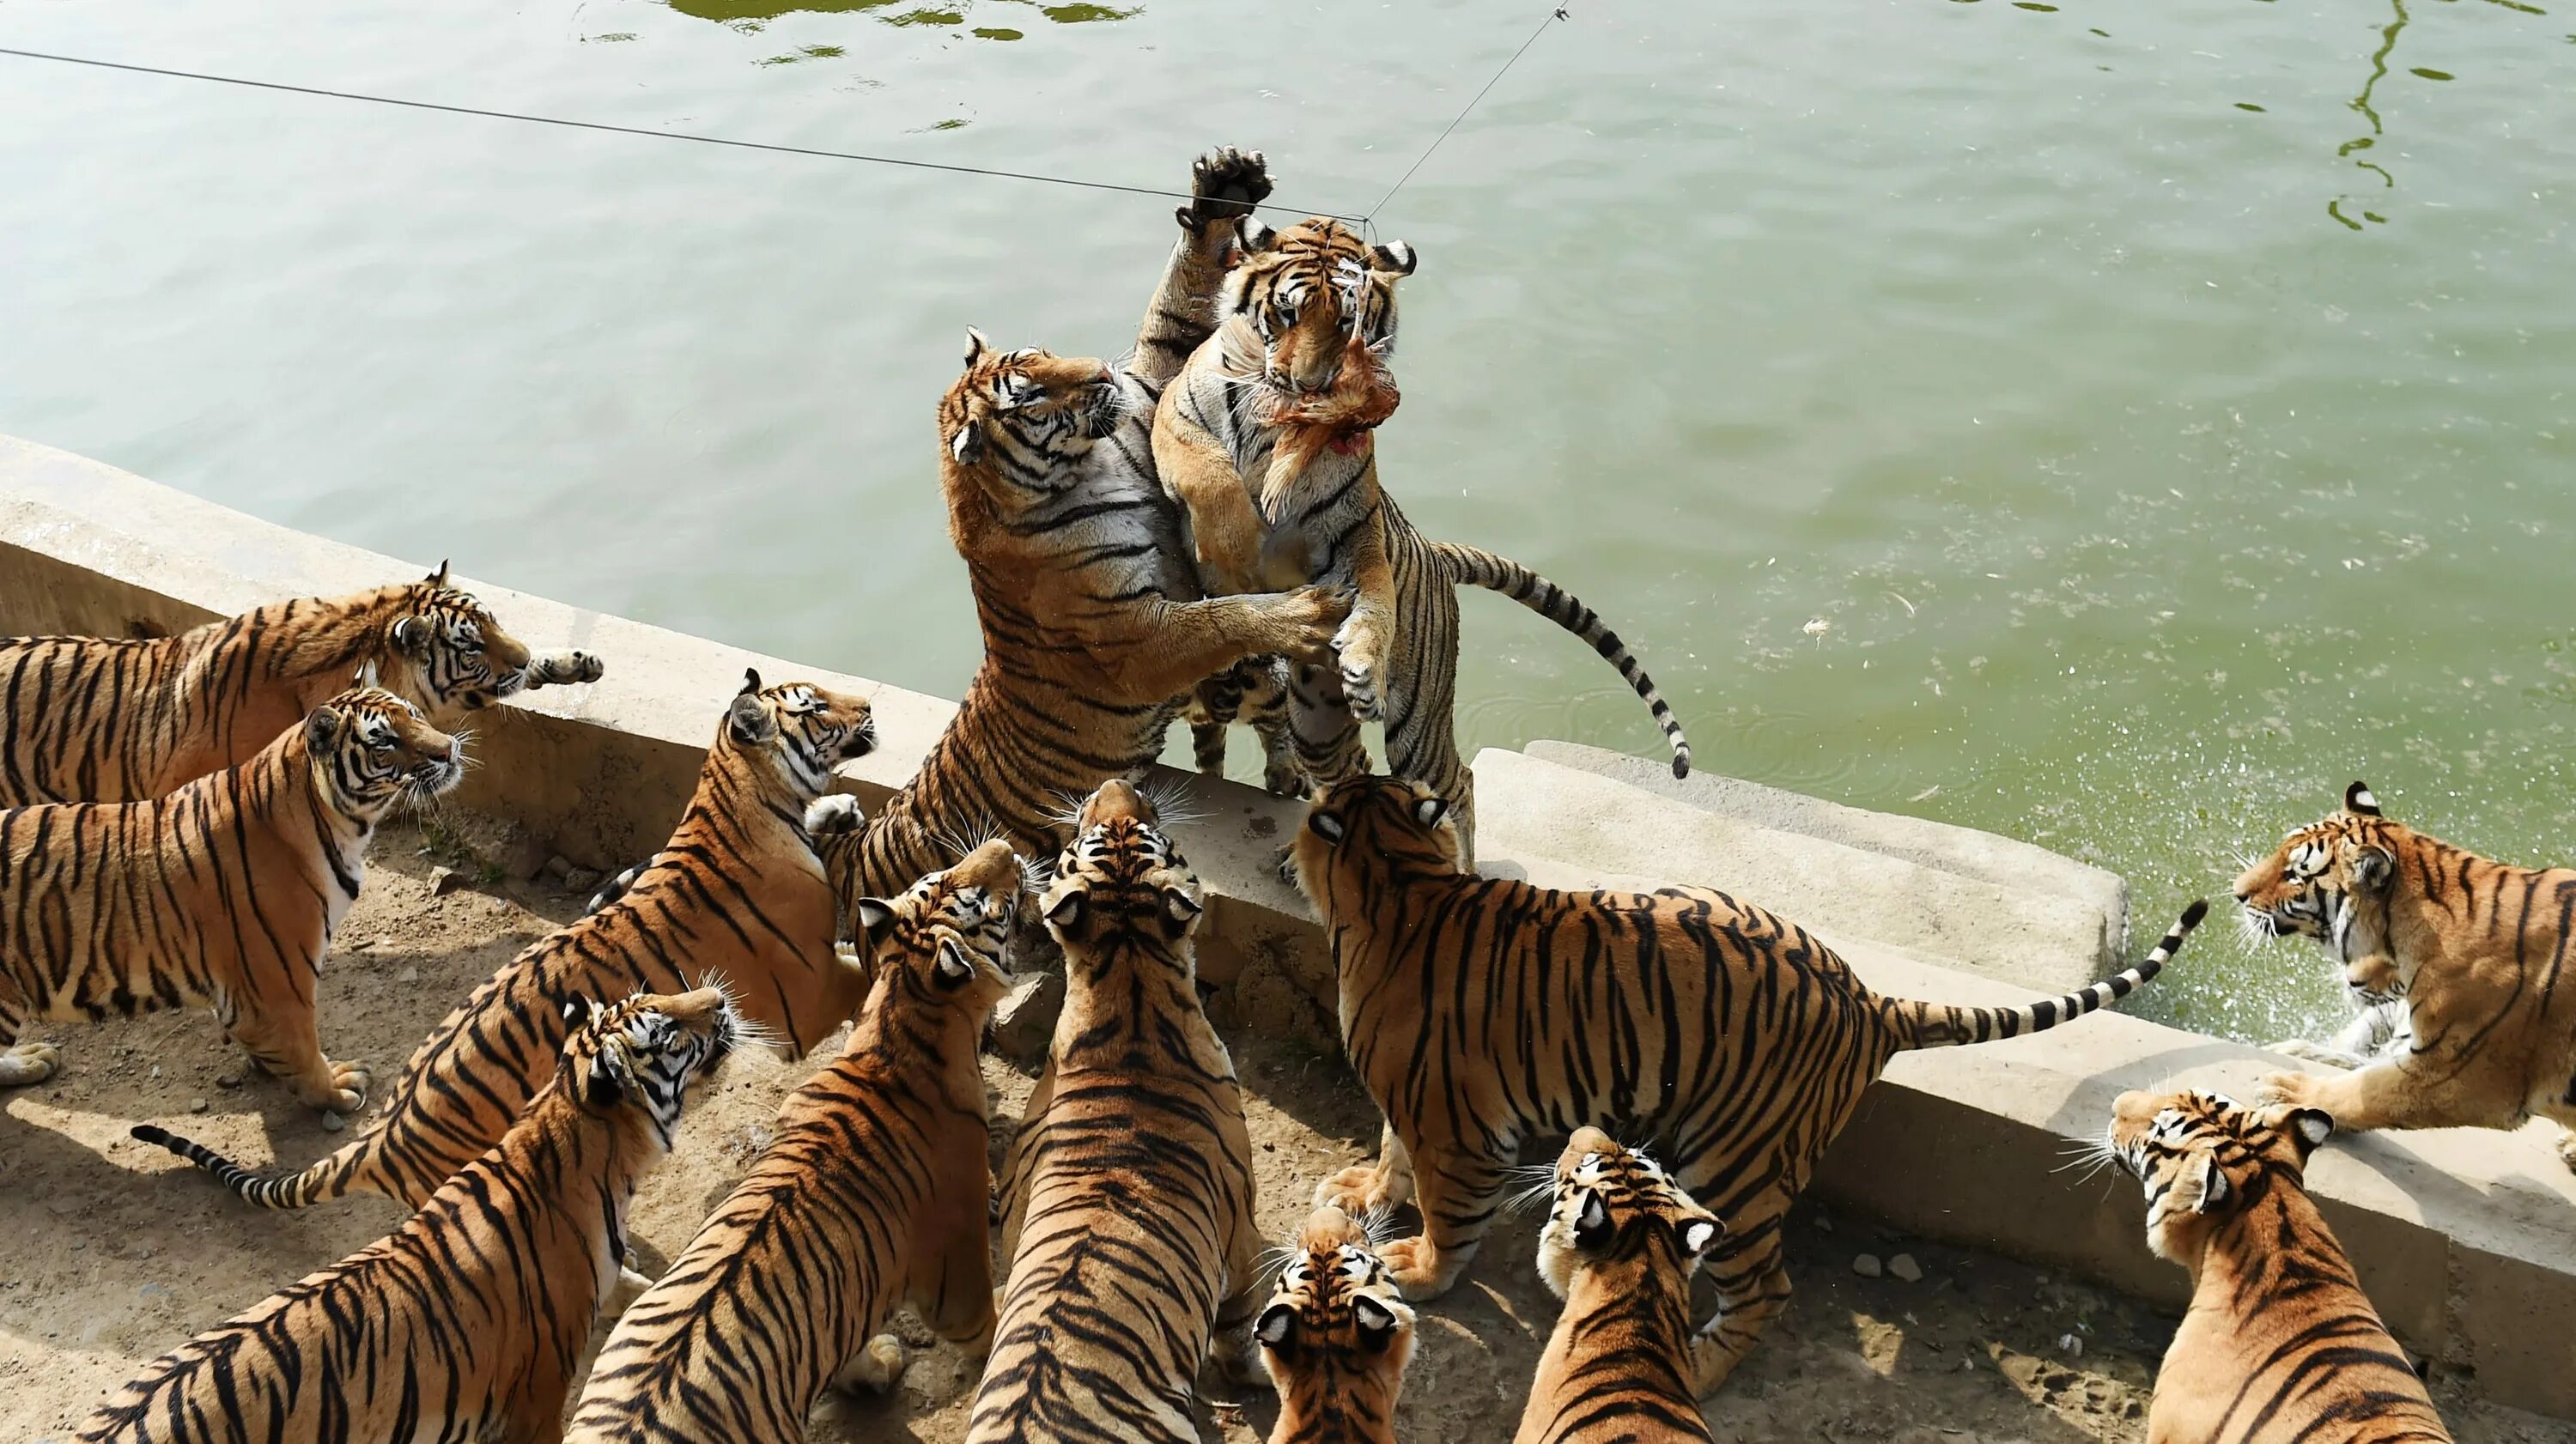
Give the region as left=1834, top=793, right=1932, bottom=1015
left=186, top=1097, right=207, bottom=1114
left=1853, top=1253, right=1884, bottom=1278
left=1889, top=1253, right=1923, bottom=1283
left=428, top=865, right=463, bottom=896
left=990, top=972, right=1065, bottom=1062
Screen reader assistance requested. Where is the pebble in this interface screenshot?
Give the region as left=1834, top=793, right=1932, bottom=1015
left=399, top=966, right=420, bottom=984
left=1814, top=1216, right=1834, bottom=1234
left=2059, top=1332, right=2085, bottom=1357
left=322, top=1111, right=348, bottom=1133
left=991, top=972, right=1066, bottom=1062
left=187, top=1097, right=208, bottom=1113
left=216, top=1072, right=241, bottom=1089
left=149, top=1065, right=162, bottom=1079
left=428, top=865, right=463, bottom=895
left=1851, top=1253, right=1883, bottom=1279
left=1889, top=1253, right=1923, bottom=1283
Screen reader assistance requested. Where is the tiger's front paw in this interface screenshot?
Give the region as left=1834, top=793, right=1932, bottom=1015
left=1315, top=1161, right=1409, bottom=1216
left=2556, top=1127, right=2576, bottom=1176
left=2257, top=1069, right=2328, bottom=1111
left=1181, top=146, right=1273, bottom=232
left=1265, top=586, right=1352, bottom=663
left=0, top=1041, right=61, bottom=1088
left=831, top=1334, right=908, bottom=1393
left=805, top=792, right=866, bottom=838
left=1334, top=617, right=1385, bottom=722
left=526, top=649, right=605, bottom=687
left=1376, top=1235, right=1465, bottom=1301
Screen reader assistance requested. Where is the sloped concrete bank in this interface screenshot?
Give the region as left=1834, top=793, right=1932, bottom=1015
left=5, top=434, right=2571, bottom=1420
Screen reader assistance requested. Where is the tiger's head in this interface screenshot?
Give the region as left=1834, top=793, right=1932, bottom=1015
left=2106, top=1088, right=2334, bottom=1265
left=939, top=331, right=1128, bottom=502
left=1535, top=1127, right=1723, bottom=1301
left=386, top=561, right=602, bottom=713
left=853, top=838, right=1022, bottom=1021
left=555, top=987, right=746, bottom=1151
left=1220, top=216, right=1415, bottom=397
left=303, top=677, right=464, bottom=821
left=2233, top=780, right=2409, bottom=1004
left=1039, top=779, right=1206, bottom=960
left=1257, top=1206, right=1416, bottom=1417
left=713, top=670, right=878, bottom=805
left=1293, top=775, right=1467, bottom=907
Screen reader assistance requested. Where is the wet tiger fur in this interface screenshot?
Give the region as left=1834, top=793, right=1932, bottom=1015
left=1255, top=1206, right=1415, bottom=1444
left=1154, top=214, right=1692, bottom=856
left=564, top=840, right=1023, bottom=1444
left=2105, top=1087, right=2453, bottom=1444
left=85, top=988, right=743, bottom=1444
left=0, top=561, right=597, bottom=807
left=1291, top=774, right=2208, bottom=1393
left=968, top=779, right=1267, bottom=1444
left=1516, top=1130, right=1722, bottom=1444
left=2239, top=781, right=2576, bottom=1171
left=131, top=672, right=874, bottom=1209
left=2, top=680, right=460, bottom=1117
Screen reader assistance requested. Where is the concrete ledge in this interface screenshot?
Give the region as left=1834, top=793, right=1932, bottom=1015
left=8, top=435, right=2572, bottom=1420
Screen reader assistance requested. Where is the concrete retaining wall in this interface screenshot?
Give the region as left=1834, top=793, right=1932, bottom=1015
left=6, top=434, right=2571, bottom=1419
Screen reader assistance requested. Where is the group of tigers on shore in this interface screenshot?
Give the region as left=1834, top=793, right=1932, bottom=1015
left=3, top=146, right=2564, bottom=1444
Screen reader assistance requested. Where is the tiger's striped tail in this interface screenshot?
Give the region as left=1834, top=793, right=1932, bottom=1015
left=1424, top=538, right=1693, bottom=779
left=130, top=1124, right=374, bottom=1210
left=1889, top=900, right=2208, bottom=1050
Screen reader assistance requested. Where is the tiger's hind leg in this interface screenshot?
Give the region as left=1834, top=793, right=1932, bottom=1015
left=232, top=1007, right=368, bottom=1124
left=1689, top=1200, right=1793, bottom=1396
left=830, top=1335, right=909, bottom=1394
left=0, top=992, right=61, bottom=1088
left=1371, top=1135, right=1510, bottom=1302
left=1375, top=561, right=1476, bottom=863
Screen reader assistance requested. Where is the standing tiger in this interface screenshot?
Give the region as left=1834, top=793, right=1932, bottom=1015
left=0, top=561, right=598, bottom=808
left=564, top=840, right=1023, bottom=1444
left=85, top=988, right=744, bottom=1444
left=2238, top=781, right=2576, bottom=1171
left=968, top=779, right=1266, bottom=1444
left=2104, top=1088, right=2453, bottom=1444
left=1291, top=774, right=2208, bottom=1392
left=131, top=673, right=874, bottom=1209
left=1516, top=1129, right=1722, bottom=1444
left=1153, top=212, right=1692, bottom=856
left=2, top=680, right=459, bottom=1118
left=1255, top=1206, right=1415, bottom=1444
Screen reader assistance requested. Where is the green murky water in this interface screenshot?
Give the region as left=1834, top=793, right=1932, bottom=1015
left=3, top=0, right=2573, bottom=1043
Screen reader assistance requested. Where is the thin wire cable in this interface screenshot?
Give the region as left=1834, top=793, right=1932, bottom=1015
left=1364, top=3, right=1567, bottom=223
left=0, top=45, right=1370, bottom=222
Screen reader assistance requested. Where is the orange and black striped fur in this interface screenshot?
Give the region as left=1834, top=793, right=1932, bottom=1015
left=1291, top=774, right=2208, bottom=1393
left=0, top=561, right=597, bottom=807
left=131, top=672, right=874, bottom=1209
left=968, top=780, right=1266, bottom=1444
left=85, top=989, right=744, bottom=1444
left=1154, top=215, right=1692, bottom=856
left=1255, top=1206, right=1414, bottom=1444
left=2104, top=1088, right=2453, bottom=1444
left=2239, top=781, right=2576, bottom=1172
left=1515, top=1130, right=1722, bottom=1444
left=778, top=149, right=1344, bottom=925
left=2, top=681, right=460, bottom=1117
left=564, top=840, right=1023, bottom=1444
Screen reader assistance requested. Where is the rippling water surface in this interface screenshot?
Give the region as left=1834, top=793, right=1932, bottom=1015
left=4, top=0, right=2572, bottom=1041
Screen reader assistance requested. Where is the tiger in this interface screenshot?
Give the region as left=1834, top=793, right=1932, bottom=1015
left=1152, top=211, right=1693, bottom=857
left=2102, top=1087, right=2454, bottom=1444
left=1255, top=1206, right=1416, bottom=1444
left=2238, top=780, right=2576, bottom=1172
left=563, top=840, right=1023, bottom=1444
left=807, top=149, right=1348, bottom=925
left=2, top=678, right=460, bottom=1119
left=85, top=988, right=744, bottom=1444
left=1515, top=1128, right=1724, bottom=1444
left=1289, top=774, right=2208, bottom=1393
left=967, top=778, right=1267, bottom=1444
left=0, top=561, right=598, bottom=808
left=130, top=671, right=875, bottom=1210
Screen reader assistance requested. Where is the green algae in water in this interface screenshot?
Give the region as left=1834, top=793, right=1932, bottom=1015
left=1042, top=3, right=1141, bottom=21
left=974, top=26, right=1025, bottom=39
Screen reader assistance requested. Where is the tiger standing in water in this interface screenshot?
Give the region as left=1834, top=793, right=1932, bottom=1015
left=1291, top=774, right=2207, bottom=1392
left=0, top=561, right=597, bottom=807
left=967, top=780, right=1266, bottom=1444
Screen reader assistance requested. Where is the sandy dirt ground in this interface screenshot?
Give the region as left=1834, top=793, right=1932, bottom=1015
left=5, top=817, right=2569, bottom=1444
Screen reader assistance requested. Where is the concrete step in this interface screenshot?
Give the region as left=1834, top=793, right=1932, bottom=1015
left=1524, top=739, right=2129, bottom=961
left=1472, top=748, right=2118, bottom=995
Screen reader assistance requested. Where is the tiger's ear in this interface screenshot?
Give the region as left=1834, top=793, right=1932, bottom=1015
left=2284, top=1108, right=2336, bottom=1162
left=1043, top=886, right=1088, bottom=935
left=2351, top=846, right=2394, bottom=896
left=727, top=691, right=776, bottom=747
left=584, top=1051, right=627, bottom=1109
left=2345, top=780, right=2382, bottom=817
left=1677, top=1216, right=1723, bottom=1258
left=1236, top=215, right=1278, bottom=252
left=354, top=658, right=382, bottom=691
left=1162, top=887, right=1205, bottom=928
left=2190, top=1156, right=2232, bottom=1215
left=1307, top=810, right=1346, bottom=846
left=1572, top=1191, right=1615, bottom=1253
left=1256, top=1302, right=1297, bottom=1352
left=933, top=937, right=976, bottom=989
left=854, top=898, right=899, bottom=953
left=1411, top=795, right=1449, bottom=830
left=390, top=615, right=430, bottom=655
left=305, top=706, right=345, bottom=753
left=1370, top=240, right=1418, bottom=276
left=560, top=995, right=597, bottom=1029
left=738, top=668, right=762, bottom=697
left=963, top=326, right=991, bottom=367
left=951, top=422, right=986, bottom=468
left=424, top=559, right=451, bottom=587
left=1352, top=1295, right=1402, bottom=1351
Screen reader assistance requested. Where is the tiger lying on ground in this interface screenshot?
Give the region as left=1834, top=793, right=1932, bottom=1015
left=2104, top=1087, right=2454, bottom=1444
left=85, top=989, right=743, bottom=1444
left=564, top=840, right=1022, bottom=1444
left=968, top=779, right=1267, bottom=1444
left=3, top=679, right=459, bottom=1119
left=1154, top=212, right=1692, bottom=857
left=1291, top=774, right=2208, bottom=1393
left=1255, top=1206, right=1415, bottom=1444
left=0, top=561, right=598, bottom=807
left=1516, top=1129, right=1723, bottom=1444
left=2239, top=780, right=2576, bottom=1171
left=131, top=672, right=874, bottom=1210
